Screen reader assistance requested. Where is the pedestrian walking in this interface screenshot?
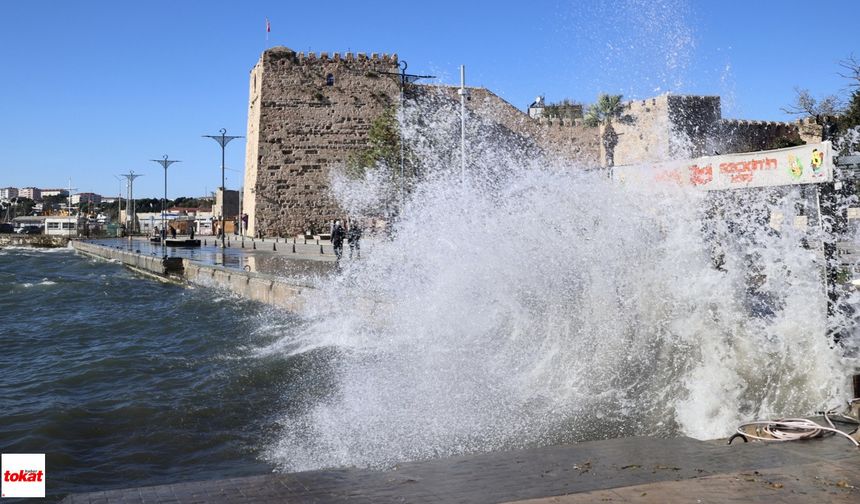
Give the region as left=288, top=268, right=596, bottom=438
left=331, top=220, right=345, bottom=264
left=348, top=219, right=362, bottom=259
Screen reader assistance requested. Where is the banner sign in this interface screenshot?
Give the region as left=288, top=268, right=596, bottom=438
left=614, top=141, right=834, bottom=191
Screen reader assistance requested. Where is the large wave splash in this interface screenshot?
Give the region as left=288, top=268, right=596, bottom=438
left=261, top=94, right=856, bottom=472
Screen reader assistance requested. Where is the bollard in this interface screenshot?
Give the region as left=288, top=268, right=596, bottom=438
left=253, top=242, right=256, bottom=250
left=293, top=237, right=296, bottom=244
left=854, top=374, right=860, bottom=399
left=292, top=243, right=296, bottom=253
left=273, top=243, right=277, bottom=251
left=320, top=244, right=324, bottom=255
left=204, top=239, right=207, bottom=246
left=241, top=242, right=244, bottom=248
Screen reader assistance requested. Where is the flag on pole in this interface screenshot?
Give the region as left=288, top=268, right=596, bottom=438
left=266, top=18, right=270, bottom=33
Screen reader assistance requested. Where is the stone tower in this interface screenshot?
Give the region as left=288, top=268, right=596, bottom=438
left=243, top=46, right=400, bottom=237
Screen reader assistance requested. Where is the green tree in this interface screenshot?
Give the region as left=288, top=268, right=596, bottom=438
left=173, top=196, right=211, bottom=209
left=584, top=94, right=624, bottom=167
left=839, top=90, right=860, bottom=132
left=542, top=99, right=584, bottom=121
left=134, top=198, right=171, bottom=213
left=8, top=197, right=35, bottom=217
left=836, top=90, right=860, bottom=157
left=348, top=107, right=414, bottom=179
left=42, top=194, right=67, bottom=213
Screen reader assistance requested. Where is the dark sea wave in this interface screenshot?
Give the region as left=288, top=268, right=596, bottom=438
left=0, top=247, right=303, bottom=500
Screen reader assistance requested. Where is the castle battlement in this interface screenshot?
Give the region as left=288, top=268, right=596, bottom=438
left=721, top=119, right=794, bottom=128
left=536, top=117, right=585, bottom=128
left=244, top=45, right=402, bottom=236
left=244, top=45, right=813, bottom=236
left=264, top=46, right=398, bottom=66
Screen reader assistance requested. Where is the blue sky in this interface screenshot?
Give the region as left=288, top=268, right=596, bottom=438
left=1, top=0, right=857, bottom=198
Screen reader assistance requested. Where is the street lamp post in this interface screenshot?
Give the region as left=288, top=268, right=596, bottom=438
left=458, top=64, right=469, bottom=183
left=203, top=128, right=243, bottom=248
left=150, top=155, right=180, bottom=244
left=120, top=171, right=142, bottom=236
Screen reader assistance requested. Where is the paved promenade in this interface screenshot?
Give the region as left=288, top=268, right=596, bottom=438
left=96, top=235, right=351, bottom=279
left=61, top=435, right=859, bottom=503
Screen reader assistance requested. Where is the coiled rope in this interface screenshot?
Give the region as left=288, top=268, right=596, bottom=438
left=730, top=399, right=860, bottom=448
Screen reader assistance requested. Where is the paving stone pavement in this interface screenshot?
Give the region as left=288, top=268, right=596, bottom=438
left=60, top=435, right=859, bottom=503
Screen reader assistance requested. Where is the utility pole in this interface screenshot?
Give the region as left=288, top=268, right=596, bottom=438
left=150, top=156, right=180, bottom=244
left=399, top=61, right=407, bottom=202
left=113, top=175, right=124, bottom=228
left=203, top=128, right=242, bottom=248
left=120, top=171, right=142, bottom=235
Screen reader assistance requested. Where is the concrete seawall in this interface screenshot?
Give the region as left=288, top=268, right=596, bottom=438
left=0, top=234, right=71, bottom=248
left=72, top=241, right=308, bottom=311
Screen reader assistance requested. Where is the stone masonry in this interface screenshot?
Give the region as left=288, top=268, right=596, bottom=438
left=243, top=46, right=819, bottom=236
left=606, top=94, right=810, bottom=167
left=243, top=47, right=400, bottom=237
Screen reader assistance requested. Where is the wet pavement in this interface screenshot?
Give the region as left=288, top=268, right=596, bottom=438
left=91, top=237, right=339, bottom=280
left=60, top=435, right=859, bottom=503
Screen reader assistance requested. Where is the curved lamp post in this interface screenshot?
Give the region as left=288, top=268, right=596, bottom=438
left=150, top=155, right=180, bottom=244
left=203, top=128, right=243, bottom=248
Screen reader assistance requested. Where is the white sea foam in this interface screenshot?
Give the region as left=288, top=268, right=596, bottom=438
left=21, top=279, right=57, bottom=288
left=259, top=2, right=858, bottom=469
left=260, top=93, right=857, bottom=472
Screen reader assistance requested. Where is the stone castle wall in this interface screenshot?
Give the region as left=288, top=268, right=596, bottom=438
left=243, top=46, right=399, bottom=237
left=609, top=94, right=809, bottom=167
left=430, top=85, right=600, bottom=166
left=609, top=96, right=673, bottom=166
left=716, top=118, right=804, bottom=153
left=667, top=95, right=722, bottom=158
left=244, top=49, right=602, bottom=236
left=469, top=88, right=600, bottom=165
left=244, top=47, right=819, bottom=236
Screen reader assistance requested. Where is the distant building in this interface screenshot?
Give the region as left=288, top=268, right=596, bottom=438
left=12, top=215, right=46, bottom=231
left=45, top=216, right=79, bottom=236
left=19, top=187, right=41, bottom=201
left=214, top=188, right=240, bottom=219
left=41, top=188, right=69, bottom=198
left=0, top=187, right=18, bottom=200
left=528, top=96, right=545, bottom=119
left=70, top=192, right=102, bottom=205
left=167, top=206, right=201, bottom=215
left=136, top=211, right=184, bottom=235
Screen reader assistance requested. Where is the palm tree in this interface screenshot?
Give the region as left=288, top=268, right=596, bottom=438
left=584, top=94, right=624, bottom=168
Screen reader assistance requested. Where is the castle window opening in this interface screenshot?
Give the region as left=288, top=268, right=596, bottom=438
left=326, top=74, right=335, bottom=86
